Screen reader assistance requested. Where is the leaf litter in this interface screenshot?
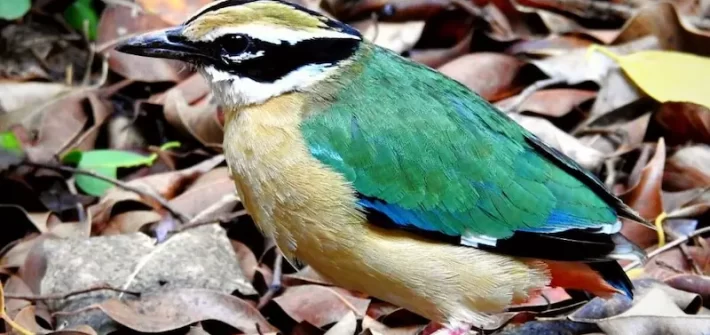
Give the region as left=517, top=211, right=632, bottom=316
left=3, top=0, right=710, bottom=335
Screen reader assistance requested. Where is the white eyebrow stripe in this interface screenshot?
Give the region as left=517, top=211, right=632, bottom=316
left=203, top=24, right=361, bottom=44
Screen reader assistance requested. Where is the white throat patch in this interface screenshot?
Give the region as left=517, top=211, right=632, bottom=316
left=200, top=63, right=336, bottom=107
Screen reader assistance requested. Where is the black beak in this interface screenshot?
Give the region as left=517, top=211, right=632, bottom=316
left=115, top=27, right=207, bottom=61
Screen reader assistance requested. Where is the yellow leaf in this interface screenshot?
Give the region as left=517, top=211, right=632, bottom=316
left=625, top=267, right=645, bottom=280
left=588, top=45, right=710, bottom=109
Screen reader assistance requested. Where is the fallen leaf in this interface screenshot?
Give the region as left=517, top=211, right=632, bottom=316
left=495, top=89, right=596, bottom=117
left=588, top=68, right=643, bottom=117
left=531, top=35, right=658, bottom=85
left=102, top=210, right=163, bottom=235
left=620, top=139, right=665, bottom=248
left=438, top=53, right=526, bottom=102
left=593, top=47, right=710, bottom=109
left=324, top=312, right=357, bottom=335
left=274, top=285, right=370, bottom=327
left=97, top=6, right=188, bottom=82
left=282, top=266, right=333, bottom=287
left=508, top=114, right=605, bottom=170
left=575, top=288, right=710, bottom=334
left=613, top=2, right=710, bottom=56
left=0, top=82, right=71, bottom=114
left=665, top=274, right=710, bottom=303
left=665, top=145, right=710, bottom=191
left=24, top=95, right=88, bottom=163
left=89, top=155, right=224, bottom=229
left=656, top=102, right=710, bottom=146
left=149, top=73, right=210, bottom=105
left=352, top=21, right=426, bottom=54
left=231, top=240, right=258, bottom=282
left=168, top=166, right=235, bottom=218
left=163, top=91, right=224, bottom=148
left=99, top=288, right=276, bottom=333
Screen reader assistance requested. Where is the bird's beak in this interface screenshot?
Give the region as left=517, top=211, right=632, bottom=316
left=115, top=27, right=206, bottom=61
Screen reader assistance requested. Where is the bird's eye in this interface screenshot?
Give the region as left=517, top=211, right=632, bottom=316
left=219, top=34, right=252, bottom=56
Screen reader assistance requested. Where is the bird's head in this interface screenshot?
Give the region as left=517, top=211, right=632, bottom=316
left=116, top=0, right=363, bottom=107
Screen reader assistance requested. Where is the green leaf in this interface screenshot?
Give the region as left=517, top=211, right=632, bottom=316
left=65, top=149, right=158, bottom=196
left=0, top=0, right=31, bottom=20
left=63, top=0, right=98, bottom=40
left=0, top=132, right=22, bottom=153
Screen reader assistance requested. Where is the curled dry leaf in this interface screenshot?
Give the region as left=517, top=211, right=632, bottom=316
left=231, top=240, right=258, bottom=282
left=282, top=266, right=333, bottom=287
left=89, top=155, right=224, bottom=231
left=168, top=166, right=235, bottom=218
left=97, top=6, right=188, bottom=82
left=495, top=89, right=596, bottom=117
left=102, top=210, right=163, bottom=235
left=613, top=2, right=710, bottom=56
left=274, top=285, right=370, bottom=327
left=665, top=274, right=710, bottom=304
left=579, top=288, right=710, bottom=334
left=24, top=95, right=87, bottom=163
left=324, top=311, right=357, bottom=335
left=351, top=20, right=426, bottom=54
left=99, top=288, right=276, bottom=333
left=656, top=102, right=710, bottom=146
left=620, top=138, right=665, bottom=248
left=665, top=145, right=710, bottom=191
left=588, top=68, right=643, bottom=117
left=508, top=114, right=605, bottom=170
left=150, top=73, right=210, bottom=105
left=163, top=91, right=224, bottom=148
left=438, top=53, right=526, bottom=102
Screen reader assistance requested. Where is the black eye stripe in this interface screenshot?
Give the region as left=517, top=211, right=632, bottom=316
left=209, top=36, right=360, bottom=83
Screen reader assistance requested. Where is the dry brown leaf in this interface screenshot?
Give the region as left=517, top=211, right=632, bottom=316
left=495, top=89, right=596, bottom=117
left=282, top=266, right=333, bottom=287
left=614, top=2, right=710, bottom=56
left=352, top=21, right=425, bottom=54
left=99, top=288, right=276, bottom=333
left=97, top=6, right=188, bottom=82
left=438, top=53, right=525, bottom=102
left=620, top=139, right=665, bottom=248
left=68, top=94, right=113, bottom=154
left=530, top=36, right=658, bottom=85
left=665, top=145, right=710, bottom=191
left=656, top=102, right=710, bottom=146
left=168, top=166, right=235, bottom=218
left=325, top=311, right=357, bottom=335
left=89, top=155, right=224, bottom=231
left=12, top=306, right=51, bottom=334
left=274, top=285, right=370, bottom=327
left=361, top=316, right=423, bottom=335
left=102, top=210, right=163, bottom=235
left=584, top=288, right=710, bottom=334
left=506, top=35, right=595, bottom=57
left=24, top=95, right=87, bottom=163
left=163, top=91, right=224, bottom=148
left=150, top=73, right=210, bottom=105
left=0, top=82, right=71, bottom=114
left=588, top=68, right=643, bottom=117
left=508, top=114, right=605, bottom=170
left=231, top=240, right=258, bottom=282
left=2, top=276, right=33, bottom=319
left=665, top=274, right=710, bottom=303
left=137, top=0, right=214, bottom=25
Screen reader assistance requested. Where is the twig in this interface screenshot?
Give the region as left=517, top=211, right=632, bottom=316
left=502, top=78, right=567, bottom=113
left=369, top=12, right=380, bottom=43
left=25, top=161, right=191, bottom=223
left=171, top=209, right=248, bottom=234
left=624, top=226, right=710, bottom=271
left=257, top=253, right=284, bottom=309
left=4, top=284, right=140, bottom=301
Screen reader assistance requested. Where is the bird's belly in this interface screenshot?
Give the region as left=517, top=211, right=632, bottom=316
left=294, top=224, right=550, bottom=327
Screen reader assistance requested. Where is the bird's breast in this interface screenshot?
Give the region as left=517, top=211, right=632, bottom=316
left=221, top=93, right=364, bottom=262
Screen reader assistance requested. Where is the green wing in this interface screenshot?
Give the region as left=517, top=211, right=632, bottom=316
left=301, top=44, right=640, bottom=249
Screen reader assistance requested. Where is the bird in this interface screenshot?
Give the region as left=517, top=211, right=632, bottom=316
left=115, top=0, right=650, bottom=332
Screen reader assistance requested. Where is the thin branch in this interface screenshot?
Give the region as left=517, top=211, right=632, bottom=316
left=624, top=226, right=710, bottom=271
left=171, top=209, right=248, bottom=234
left=25, top=161, right=191, bottom=223
left=4, top=284, right=140, bottom=301
left=502, top=78, right=567, bottom=113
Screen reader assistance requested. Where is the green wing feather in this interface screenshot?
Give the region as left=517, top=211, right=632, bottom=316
left=302, top=43, right=641, bottom=241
